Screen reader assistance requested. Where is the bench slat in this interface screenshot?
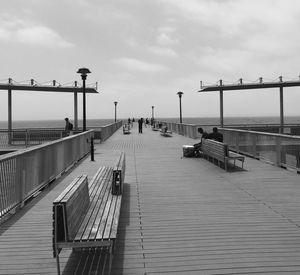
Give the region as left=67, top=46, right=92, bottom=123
left=103, top=196, right=118, bottom=239
left=109, top=196, right=122, bottom=239
left=95, top=195, right=114, bottom=240
left=74, top=167, right=113, bottom=241
left=83, top=175, right=112, bottom=241
left=53, top=174, right=86, bottom=204
left=54, top=175, right=90, bottom=241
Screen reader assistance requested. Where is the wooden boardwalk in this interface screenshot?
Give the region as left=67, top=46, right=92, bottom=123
left=1, top=124, right=300, bottom=274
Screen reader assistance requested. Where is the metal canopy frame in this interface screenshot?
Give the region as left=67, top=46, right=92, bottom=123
left=2, top=81, right=98, bottom=132
left=198, top=78, right=300, bottom=132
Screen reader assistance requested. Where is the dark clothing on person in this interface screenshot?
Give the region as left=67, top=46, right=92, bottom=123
left=201, top=132, right=208, bottom=139
left=138, top=118, right=143, bottom=133
left=64, top=117, right=73, bottom=136
left=64, top=118, right=73, bottom=131
left=206, top=127, right=223, bottom=142
left=206, top=132, right=223, bottom=142
left=193, top=128, right=208, bottom=156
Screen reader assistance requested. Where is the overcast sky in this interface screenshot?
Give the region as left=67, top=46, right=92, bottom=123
left=1, top=0, right=300, bottom=120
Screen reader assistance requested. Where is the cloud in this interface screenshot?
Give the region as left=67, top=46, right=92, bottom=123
left=157, top=32, right=178, bottom=46
left=16, top=26, right=74, bottom=48
left=148, top=46, right=178, bottom=58
left=0, top=16, right=74, bottom=48
left=114, top=57, right=170, bottom=73
left=0, top=28, right=11, bottom=40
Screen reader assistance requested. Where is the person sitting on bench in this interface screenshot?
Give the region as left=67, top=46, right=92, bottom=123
left=193, top=127, right=208, bottom=157
left=207, top=127, right=223, bottom=142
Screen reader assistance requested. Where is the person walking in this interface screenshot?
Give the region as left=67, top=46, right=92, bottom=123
left=138, top=118, right=143, bottom=133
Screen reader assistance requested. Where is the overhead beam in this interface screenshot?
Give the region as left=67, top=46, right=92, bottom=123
left=198, top=80, right=300, bottom=92
left=0, top=84, right=98, bottom=93
left=198, top=77, right=298, bottom=132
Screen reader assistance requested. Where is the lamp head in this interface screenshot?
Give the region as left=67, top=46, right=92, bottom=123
left=77, top=67, right=91, bottom=76
left=114, top=101, right=118, bottom=106
left=177, top=91, right=183, bottom=97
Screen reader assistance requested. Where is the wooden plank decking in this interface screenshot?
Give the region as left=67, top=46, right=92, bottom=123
left=0, top=124, right=300, bottom=274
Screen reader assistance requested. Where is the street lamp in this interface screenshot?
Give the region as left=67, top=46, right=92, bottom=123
left=177, top=91, right=183, bottom=123
left=77, top=67, right=91, bottom=131
left=114, top=101, right=118, bottom=122
left=151, top=106, right=154, bottom=120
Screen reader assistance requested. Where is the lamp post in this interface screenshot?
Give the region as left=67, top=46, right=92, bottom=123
left=114, top=101, right=118, bottom=122
left=177, top=91, right=183, bottom=123
left=77, top=67, right=91, bottom=131
left=151, top=106, right=154, bottom=120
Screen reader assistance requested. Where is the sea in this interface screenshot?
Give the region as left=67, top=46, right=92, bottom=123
left=0, top=116, right=300, bottom=129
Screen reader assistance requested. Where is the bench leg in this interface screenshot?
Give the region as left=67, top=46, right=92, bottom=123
left=55, top=246, right=61, bottom=275
left=108, top=242, right=114, bottom=274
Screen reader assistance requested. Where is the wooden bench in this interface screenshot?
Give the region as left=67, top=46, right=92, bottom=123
left=160, top=126, right=172, bottom=137
left=123, top=124, right=131, bottom=134
left=201, top=139, right=245, bottom=171
left=53, top=153, right=125, bottom=274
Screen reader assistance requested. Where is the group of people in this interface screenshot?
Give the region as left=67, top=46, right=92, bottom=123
left=130, top=117, right=152, bottom=134
left=193, top=127, right=223, bottom=157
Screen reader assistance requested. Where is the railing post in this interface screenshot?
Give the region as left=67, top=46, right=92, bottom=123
left=252, top=134, right=257, bottom=159
left=25, top=130, right=29, bottom=148
left=90, top=136, right=94, bottom=161
left=192, top=125, right=197, bottom=139
left=275, top=137, right=281, bottom=166
left=236, top=132, right=240, bottom=152
left=21, top=170, right=26, bottom=208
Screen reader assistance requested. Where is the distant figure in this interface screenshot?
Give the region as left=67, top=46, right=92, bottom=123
left=138, top=118, right=143, bottom=133
left=151, top=117, right=154, bottom=126
left=64, top=117, right=73, bottom=135
left=207, top=127, right=223, bottom=142
left=193, top=128, right=208, bottom=156
left=132, top=118, right=135, bottom=123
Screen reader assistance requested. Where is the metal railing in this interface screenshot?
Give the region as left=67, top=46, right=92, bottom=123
left=162, top=122, right=300, bottom=171
left=163, top=122, right=300, bottom=139
left=220, top=128, right=300, bottom=171
left=0, top=121, right=123, bottom=148
left=0, top=129, right=70, bottom=148
left=163, top=122, right=199, bottom=139
left=92, top=121, right=123, bottom=141
left=0, top=130, right=93, bottom=220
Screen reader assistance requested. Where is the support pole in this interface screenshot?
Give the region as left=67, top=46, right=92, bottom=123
left=8, top=88, right=12, bottom=144
left=82, top=77, right=86, bottom=132
left=74, top=91, right=78, bottom=130
left=90, top=136, right=94, bottom=161
left=219, top=80, right=224, bottom=127
left=279, top=86, right=284, bottom=134
left=220, top=90, right=224, bottom=127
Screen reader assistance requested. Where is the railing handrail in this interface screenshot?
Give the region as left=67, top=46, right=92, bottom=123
left=0, top=130, right=94, bottom=161
left=220, top=127, right=300, bottom=140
